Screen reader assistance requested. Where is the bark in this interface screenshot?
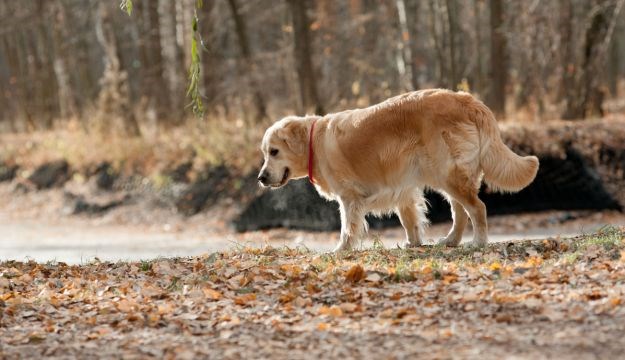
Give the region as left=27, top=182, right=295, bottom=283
left=161, top=0, right=184, bottom=121
left=558, top=0, right=575, bottom=104
left=199, top=0, right=218, bottom=110
left=405, top=1, right=420, bottom=91
left=135, top=0, right=169, bottom=123
left=488, top=0, right=507, bottom=117
left=395, top=0, right=414, bottom=91
left=361, top=0, right=381, bottom=102
left=49, top=0, right=78, bottom=120
left=94, top=2, right=140, bottom=136
left=227, top=0, right=268, bottom=121
left=473, top=0, right=483, bottom=94
left=286, top=0, right=324, bottom=115
left=562, top=0, right=624, bottom=119
left=427, top=0, right=448, bottom=88
left=445, top=0, right=458, bottom=89
left=608, top=23, right=620, bottom=96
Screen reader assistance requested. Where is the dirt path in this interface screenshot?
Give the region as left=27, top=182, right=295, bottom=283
left=1, top=184, right=624, bottom=264
left=1, top=210, right=622, bottom=264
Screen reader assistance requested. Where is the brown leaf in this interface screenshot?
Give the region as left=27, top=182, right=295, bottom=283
left=202, top=288, right=222, bottom=301
left=317, top=322, right=330, bottom=331
left=116, top=299, right=135, bottom=313
left=365, top=271, right=383, bottom=282
left=339, top=302, right=358, bottom=313
left=319, top=305, right=343, bottom=317
left=234, top=293, right=256, bottom=306
left=345, top=264, right=365, bottom=283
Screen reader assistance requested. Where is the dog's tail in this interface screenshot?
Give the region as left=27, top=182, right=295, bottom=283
left=460, top=94, right=539, bottom=192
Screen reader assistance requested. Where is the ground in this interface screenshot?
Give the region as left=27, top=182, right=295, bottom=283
left=1, top=227, right=624, bottom=359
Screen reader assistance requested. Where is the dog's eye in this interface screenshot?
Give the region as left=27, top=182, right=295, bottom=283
left=270, top=148, right=279, bottom=157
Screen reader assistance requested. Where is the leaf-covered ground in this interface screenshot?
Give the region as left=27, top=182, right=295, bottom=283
left=2, top=227, right=625, bottom=359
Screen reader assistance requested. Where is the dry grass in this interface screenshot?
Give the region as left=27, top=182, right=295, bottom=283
left=0, top=115, right=270, bottom=178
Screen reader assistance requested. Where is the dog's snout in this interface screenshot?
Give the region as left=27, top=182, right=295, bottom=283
left=258, top=173, right=268, bottom=184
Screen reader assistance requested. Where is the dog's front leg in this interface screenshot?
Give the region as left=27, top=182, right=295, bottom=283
left=334, top=200, right=366, bottom=252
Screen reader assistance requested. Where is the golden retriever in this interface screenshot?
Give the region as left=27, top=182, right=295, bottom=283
left=258, top=89, right=539, bottom=252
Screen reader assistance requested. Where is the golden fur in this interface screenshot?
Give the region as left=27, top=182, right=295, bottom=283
left=259, top=89, right=539, bottom=251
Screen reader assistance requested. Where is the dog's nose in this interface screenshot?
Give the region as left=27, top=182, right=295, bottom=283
left=258, top=173, right=268, bottom=184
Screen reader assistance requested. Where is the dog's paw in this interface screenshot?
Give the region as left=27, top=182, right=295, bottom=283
left=333, top=241, right=353, bottom=253
left=437, top=236, right=461, bottom=247
left=463, top=240, right=487, bottom=248
left=399, top=240, right=421, bottom=249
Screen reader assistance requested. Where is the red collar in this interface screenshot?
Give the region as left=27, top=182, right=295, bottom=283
left=308, top=120, right=317, bottom=184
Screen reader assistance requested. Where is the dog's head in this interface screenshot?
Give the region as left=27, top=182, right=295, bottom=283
left=258, top=116, right=311, bottom=188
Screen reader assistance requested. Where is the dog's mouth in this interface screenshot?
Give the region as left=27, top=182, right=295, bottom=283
left=279, top=167, right=290, bottom=186
left=264, top=168, right=290, bottom=188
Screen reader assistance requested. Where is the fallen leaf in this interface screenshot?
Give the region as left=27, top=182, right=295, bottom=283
left=317, top=322, right=330, bottom=331
left=202, top=288, right=222, bottom=300
left=319, top=305, right=343, bottom=317
left=234, top=293, right=256, bottom=306
left=339, top=302, right=358, bottom=313
left=365, top=271, right=383, bottom=282
left=345, top=264, right=365, bottom=283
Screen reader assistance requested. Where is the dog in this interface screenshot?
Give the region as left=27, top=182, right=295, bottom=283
left=258, top=89, right=539, bottom=252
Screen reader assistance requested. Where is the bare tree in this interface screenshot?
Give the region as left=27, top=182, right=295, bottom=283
left=427, top=0, right=448, bottom=87
left=94, top=2, right=140, bottom=136
left=49, top=0, right=78, bottom=121
left=134, top=0, right=169, bottom=123
left=286, top=0, right=324, bottom=115
left=160, top=0, right=185, bottom=121
left=395, top=0, right=414, bottom=91
left=405, top=1, right=421, bottom=90
left=472, top=0, right=484, bottom=94
left=199, top=0, right=218, bottom=111
left=227, top=0, right=268, bottom=121
left=562, top=0, right=625, bottom=119
left=446, top=0, right=459, bottom=89
left=3, top=0, right=625, bottom=131
left=488, top=0, right=507, bottom=116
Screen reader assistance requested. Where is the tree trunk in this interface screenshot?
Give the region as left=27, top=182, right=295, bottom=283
left=49, top=0, right=78, bottom=121
left=227, top=0, right=268, bottom=121
left=360, top=0, right=382, bottom=102
left=395, top=0, right=414, bottom=91
left=427, top=0, right=448, bottom=88
left=199, top=0, right=218, bottom=111
left=405, top=1, right=420, bottom=91
left=94, top=2, right=140, bottom=136
left=445, top=0, right=458, bottom=90
left=161, top=0, right=184, bottom=122
left=473, top=0, right=484, bottom=95
left=487, top=0, right=507, bottom=117
left=134, top=0, right=169, bottom=124
left=562, top=0, right=624, bottom=119
left=286, top=0, right=324, bottom=115
left=558, top=0, right=575, bottom=104
left=608, top=22, right=620, bottom=96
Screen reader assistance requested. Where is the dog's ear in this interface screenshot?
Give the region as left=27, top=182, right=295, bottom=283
left=278, top=120, right=307, bottom=154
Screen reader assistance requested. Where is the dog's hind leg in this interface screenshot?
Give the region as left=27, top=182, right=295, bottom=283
left=445, top=188, right=488, bottom=246
left=438, top=198, right=469, bottom=247
left=441, top=166, right=488, bottom=247
left=397, top=194, right=427, bottom=248
left=334, top=199, right=367, bottom=252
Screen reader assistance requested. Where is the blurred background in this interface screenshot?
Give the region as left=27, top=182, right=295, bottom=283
left=1, top=0, right=625, bottom=262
